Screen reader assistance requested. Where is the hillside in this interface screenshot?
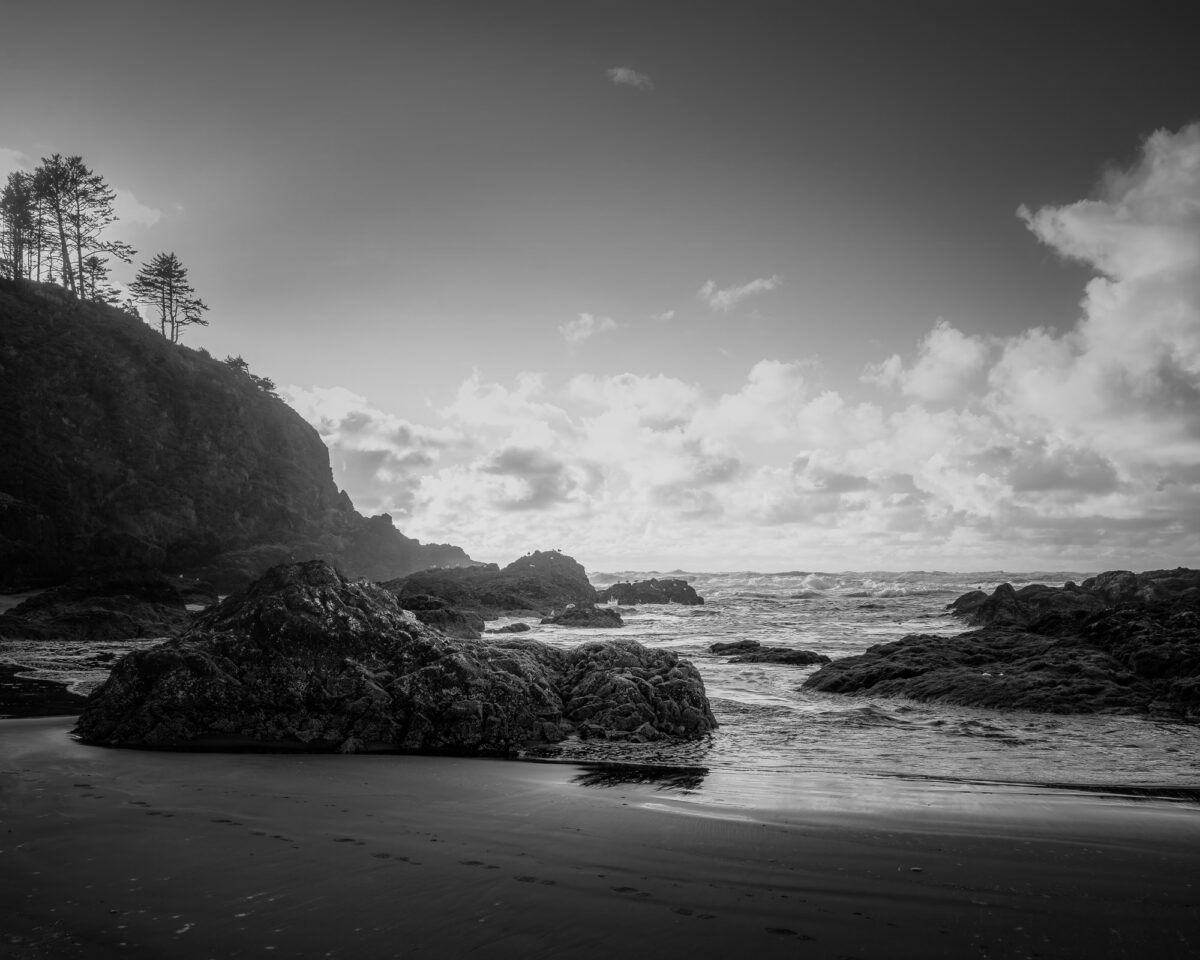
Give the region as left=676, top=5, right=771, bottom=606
left=0, top=278, right=471, bottom=588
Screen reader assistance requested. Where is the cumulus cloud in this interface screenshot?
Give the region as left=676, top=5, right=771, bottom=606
left=283, top=385, right=464, bottom=518
left=698, top=275, right=782, bottom=311
left=560, top=312, right=618, bottom=345
left=606, top=66, right=653, bottom=90
left=113, top=187, right=163, bottom=228
left=0, top=147, right=31, bottom=179
left=864, top=320, right=991, bottom=403
left=305, top=123, right=1200, bottom=570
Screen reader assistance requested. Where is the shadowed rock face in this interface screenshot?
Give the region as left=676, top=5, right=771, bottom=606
left=73, top=561, right=716, bottom=753
left=805, top=569, right=1200, bottom=720
left=383, top=550, right=599, bottom=618
left=597, top=578, right=704, bottom=606
left=541, top=605, right=624, bottom=628
left=0, top=279, right=470, bottom=590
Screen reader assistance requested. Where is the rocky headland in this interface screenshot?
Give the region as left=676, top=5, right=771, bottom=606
left=597, top=578, right=704, bottom=606
left=0, top=278, right=471, bottom=591
left=73, top=560, right=717, bottom=752
left=804, top=568, right=1200, bottom=719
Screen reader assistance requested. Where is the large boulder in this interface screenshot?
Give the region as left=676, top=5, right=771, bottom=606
left=73, top=561, right=716, bottom=752
left=383, top=549, right=599, bottom=618
left=598, top=578, right=704, bottom=606
left=807, top=569, right=1200, bottom=720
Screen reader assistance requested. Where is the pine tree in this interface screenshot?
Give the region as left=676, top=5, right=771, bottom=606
left=0, top=171, right=37, bottom=281
left=130, top=252, right=209, bottom=342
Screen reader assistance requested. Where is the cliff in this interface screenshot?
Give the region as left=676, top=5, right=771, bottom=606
left=0, top=278, right=471, bottom=588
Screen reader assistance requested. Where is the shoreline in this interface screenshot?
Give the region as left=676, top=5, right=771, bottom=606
left=4, top=718, right=1199, bottom=959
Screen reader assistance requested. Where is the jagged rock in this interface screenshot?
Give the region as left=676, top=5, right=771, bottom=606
left=542, top=605, right=624, bottom=628
left=73, top=561, right=716, bottom=752
left=0, top=571, right=199, bottom=643
left=486, top=623, right=531, bottom=634
left=598, top=578, right=704, bottom=606
left=384, top=550, right=599, bottom=618
left=806, top=569, right=1200, bottom=719
left=0, top=279, right=472, bottom=589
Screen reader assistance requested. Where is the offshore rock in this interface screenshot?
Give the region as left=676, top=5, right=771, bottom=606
left=709, top=639, right=829, bottom=665
left=598, top=578, right=704, bottom=606
left=541, top=605, right=624, bottom=628
left=384, top=550, right=599, bottom=618
left=806, top=569, right=1200, bottom=719
left=73, top=561, right=716, bottom=752
left=394, top=594, right=485, bottom=640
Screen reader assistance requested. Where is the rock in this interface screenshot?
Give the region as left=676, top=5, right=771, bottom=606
left=0, top=571, right=196, bottom=643
left=395, top=594, right=485, bottom=639
left=384, top=550, right=599, bottom=618
left=729, top=648, right=831, bottom=666
left=708, top=639, right=828, bottom=665
left=709, top=640, right=761, bottom=654
left=806, top=569, right=1200, bottom=719
left=598, top=578, right=704, bottom=605
left=486, top=623, right=532, bottom=634
left=0, top=278, right=472, bottom=589
left=542, top=605, right=624, bottom=628
left=73, top=561, right=716, bottom=752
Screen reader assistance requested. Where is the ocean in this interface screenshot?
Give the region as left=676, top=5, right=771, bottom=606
left=6, top=570, right=1200, bottom=794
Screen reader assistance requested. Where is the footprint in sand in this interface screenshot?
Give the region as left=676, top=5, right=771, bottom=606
left=515, top=876, right=556, bottom=885
left=765, top=928, right=815, bottom=940
left=372, top=853, right=391, bottom=859
left=611, top=886, right=650, bottom=898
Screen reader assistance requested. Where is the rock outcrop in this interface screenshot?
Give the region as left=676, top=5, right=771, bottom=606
left=708, top=640, right=829, bottom=666
left=393, top=594, right=485, bottom=640
left=542, top=605, right=624, bottom=628
left=598, top=578, right=704, bottom=606
left=383, top=550, right=599, bottom=618
left=805, top=569, right=1200, bottom=719
left=0, top=571, right=204, bottom=643
left=74, top=561, right=716, bottom=752
left=0, top=279, right=471, bottom=590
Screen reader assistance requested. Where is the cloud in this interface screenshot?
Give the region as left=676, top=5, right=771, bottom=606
left=308, top=123, right=1200, bottom=570
left=113, top=187, right=163, bottom=228
left=282, top=385, right=464, bottom=518
left=650, top=309, right=675, bottom=322
left=560, top=312, right=618, bottom=345
left=698, top=275, right=782, bottom=311
left=606, top=66, right=653, bottom=90
left=0, top=147, right=31, bottom=180
left=864, top=319, right=991, bottom=403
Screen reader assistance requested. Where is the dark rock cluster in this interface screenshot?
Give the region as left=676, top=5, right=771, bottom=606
left=383, top=550, right=600, bottom=618
left=804, top=569, right=1200, bottom=719
left=598, top=578, right=704, bottom=605
left=542, top=605, right=624, bottom=628
left=73, top=561, right=717, bottom=753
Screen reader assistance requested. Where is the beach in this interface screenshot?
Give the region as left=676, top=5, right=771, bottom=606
left=3, top=717, right=1198, bottom=959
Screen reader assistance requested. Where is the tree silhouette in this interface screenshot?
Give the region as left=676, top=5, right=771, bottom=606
left=0, top=171, right=37, bottom=280
left=130, top=252, right=209, bottom=342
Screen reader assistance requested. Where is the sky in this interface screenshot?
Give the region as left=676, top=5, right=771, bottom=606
left=3, top=1, right=1198, bottom=572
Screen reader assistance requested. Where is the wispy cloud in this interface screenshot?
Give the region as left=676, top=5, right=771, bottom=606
left=560, top=312, right=618, bottom=345
left=698, top=275, right=783, bottom=311
left=606, top=66, right=653, bottom=90
left=0, top=147, right=31, bottom=180
left=650, top=309, right=675, bottom=322
left=114, top=188, right=163, bottom=228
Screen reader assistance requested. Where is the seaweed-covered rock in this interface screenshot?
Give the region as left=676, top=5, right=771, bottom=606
left=597, top=578, right=704, bottom=606
left=394, top=594, right=485, bottom=639
left=486, top=623, right=531, bottom=634
left=73, top=561, right=715, bottom=752
left=709, top=639, right=829, bottom=665
left=542, top=605, right=624, bottom=628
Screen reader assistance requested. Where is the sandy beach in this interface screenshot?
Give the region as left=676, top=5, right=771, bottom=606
left=3, top=717, right=1198, bottom=960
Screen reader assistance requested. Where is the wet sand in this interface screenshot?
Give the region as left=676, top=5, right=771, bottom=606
left=3, top=717, right=1199, bottom=959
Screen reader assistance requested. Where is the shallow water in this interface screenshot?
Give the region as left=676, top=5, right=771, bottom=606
left=5, top=570, right=1200, bottom=791
left=525, top=570, right=1200, bottom=791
